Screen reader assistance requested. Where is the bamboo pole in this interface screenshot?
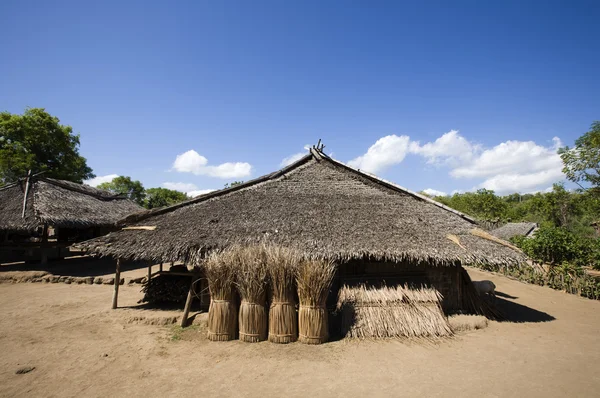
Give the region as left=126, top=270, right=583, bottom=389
left=21, top=170, right=32, bottom=218
left=180, top=275, right=198, bottom=327
left=112, top=258, right=121, bottom=309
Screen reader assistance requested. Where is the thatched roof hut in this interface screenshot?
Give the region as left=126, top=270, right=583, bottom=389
left=0, top=177, right=142, bottom=233
left=79, top=148, right=525, bottom=267
left=489, top=222, right=538, bottom=241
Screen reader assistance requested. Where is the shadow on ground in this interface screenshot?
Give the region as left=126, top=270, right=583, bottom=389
left=495, top=296, right=555, bottom=323
left=0, top=256, right=150, bottom=277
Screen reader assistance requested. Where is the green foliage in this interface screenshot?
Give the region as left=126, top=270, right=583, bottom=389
left=436, top=189, right=508, bottom=220
left=559, top=121, right=600, bottom=192
left=0, top=107, right=94, bottom=185
left=145, top=187, right=188, bottom=209
left=224, top=180, right=244, bottom=189
left=97, top=176, right=145, bottom=205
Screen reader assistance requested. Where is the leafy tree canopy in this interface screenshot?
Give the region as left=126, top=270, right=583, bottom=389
left=145, top=187, right=188, bottom=209
left=559, top=121, right=600, bottom=192
left=97, top=176, right=145, bottom=206
left=0, top=107, right=94, bottom=185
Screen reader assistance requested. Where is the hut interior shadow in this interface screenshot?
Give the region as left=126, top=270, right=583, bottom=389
left=0, top=256, right=150, bottom=277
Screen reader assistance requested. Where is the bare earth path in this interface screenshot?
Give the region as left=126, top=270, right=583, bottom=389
left=1, top=268, right=599, bottom=397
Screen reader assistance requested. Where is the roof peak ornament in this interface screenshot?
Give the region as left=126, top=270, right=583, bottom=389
left=312, top=139, right=325, bottom=152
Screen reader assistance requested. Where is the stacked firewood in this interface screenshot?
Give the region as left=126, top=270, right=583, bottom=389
left=141, top=274, right=192, bottom=304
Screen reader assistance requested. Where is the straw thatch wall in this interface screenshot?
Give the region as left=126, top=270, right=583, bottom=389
left=0, top=177, right=142, bottom=233
left=489, top=222, right=538, bottom=241
left=77, top=149, right=526, bottom=268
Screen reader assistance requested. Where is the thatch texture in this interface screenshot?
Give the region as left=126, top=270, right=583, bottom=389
left=205, top=252, right=237, bottom=341
left=489, top=222, right=538, bottom=241
left=77, top=149, right=526, bottom=267
left=266, top=246, right=301, bottom=343
left=0, top=177, right=142, bottom=232
left=231, top=245, right=268, bottom=343
left=296, top=259, right=336, bottom=344
left=337, top=284, right=453, bottom=339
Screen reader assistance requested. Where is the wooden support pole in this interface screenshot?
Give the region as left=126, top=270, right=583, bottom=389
left=40, top=224, right=49, bottom=265
left=147, top=264, right=152, bottom=282
left=159, top=262, right=163, bottom=272
left=180, top=275, right=198, bottom=327
left=112, top=258, right=121, bottom=309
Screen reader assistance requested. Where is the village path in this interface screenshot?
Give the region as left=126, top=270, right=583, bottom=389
left=0, top=267, right=599, bottom=397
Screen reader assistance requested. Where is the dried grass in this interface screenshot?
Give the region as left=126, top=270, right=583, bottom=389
left=232, top=245, right=269, bottom=343
left=336, top=284, right=453, bottom=339
left=205, top=250, right=237, bottom=341
left=296, top=259, right=336, bottom=344
left=266, top=246, right=301, bottom=343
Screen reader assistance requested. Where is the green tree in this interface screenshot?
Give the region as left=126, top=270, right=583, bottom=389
left=97, top=176, right=145, bottom=205
left=559, top=121, right=600, bottom=192
left=0, top=108, right=94, bottom=185
left=224, top=180, right=244, bottom=189
left=144, top=187, right=188, bottom=209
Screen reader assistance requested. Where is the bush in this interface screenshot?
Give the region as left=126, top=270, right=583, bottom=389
left=511, top=226, right=600, bottom=268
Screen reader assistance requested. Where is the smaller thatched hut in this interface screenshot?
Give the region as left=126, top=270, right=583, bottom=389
left=0, top=175, right=142, bottom=263
left=489, top=222, right=538, bottom=241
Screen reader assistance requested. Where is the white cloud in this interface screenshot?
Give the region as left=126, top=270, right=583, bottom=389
left=477, top=168, right=565, bottom=193
left=348, top=135, right=411, bottom=173
left=187, top=189, right=216, bottom=198
left=410, top=130, right=478, bottom=165
left=280, top=146, right=310, bottom=167
left=172, top=150, right=252, bottom=179
left=350, top=132, right=565, bottom=195
left=161, top=181, right=216, bottom=198
left=422, top=188, right=447, bottom=197
left=85, top=174, right=119, bottom=187
left=451, top=138, right=562, bottom=179
left=162, top=182, right=199, bottom=192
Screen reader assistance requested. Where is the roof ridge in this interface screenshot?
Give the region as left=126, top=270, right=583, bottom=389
left=119, top=152, right=315, bottom=225
left=314, top=149, right=477, bottom=224
left=40, top=178, right=128, bottom=201
left=119, top=146, right=475, bottom=225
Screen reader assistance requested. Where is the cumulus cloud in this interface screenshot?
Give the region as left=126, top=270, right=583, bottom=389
left=410, top=130, right=478, bottom=165
left=162, top=182, right=199, bottom=192
left=85, top=174, right=119, bottom=187
left=280, top=146, right=311, bottom=167
left=162, top=182, right=216, bottom=197
left=348, top=135, right=411, bottom=173
left=349, top=131, right=565, bottom=194
left=422, top=188, right=448, bottom=197
left=187, top=189, right=216, bottom=198
left=172, top=150, right=252, bottom=179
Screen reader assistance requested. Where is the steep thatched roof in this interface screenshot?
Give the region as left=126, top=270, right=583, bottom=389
left=77, top=148, right=526, bottom=266
left=0, top=177, right=143, bottom=232
left=489, top=222, right=538, bottom=241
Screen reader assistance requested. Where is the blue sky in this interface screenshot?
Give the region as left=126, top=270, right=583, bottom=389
left=1, top=0, right=599, bottom=196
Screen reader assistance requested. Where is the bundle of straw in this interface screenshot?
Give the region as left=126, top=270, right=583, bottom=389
left=233, top=245, right=269, bottom=343
left=266, top=246, right=301, bottom=343
left=296, top=259, right=336, bottom=344
left=337, top=284, right=453, bottom=339
left=205, top=250, right=237, bottom=341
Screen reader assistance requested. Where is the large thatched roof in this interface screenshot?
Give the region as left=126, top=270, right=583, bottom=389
left=0, top=177, right=143, bottom=232
left=489, top=222, right=538, bottom=241
left=77, top=148, right=526, bottom=266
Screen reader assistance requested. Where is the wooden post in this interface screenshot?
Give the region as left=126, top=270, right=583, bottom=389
left=22, top=170, right=32, bottom=219
left=112, top=258, right=121, bottom=309
left=40, top=224, right=49, bottom=265
left=180, top=275, right=198, bottom=327
left=147, top=264, right=152, bottom=281
left=159, top=262, right=163, bottom=272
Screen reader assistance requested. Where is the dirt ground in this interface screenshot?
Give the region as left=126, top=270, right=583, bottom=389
left=1, top=264, right=600, bottom=398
